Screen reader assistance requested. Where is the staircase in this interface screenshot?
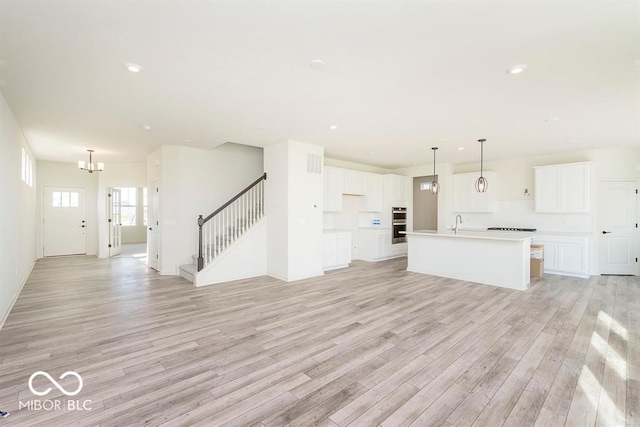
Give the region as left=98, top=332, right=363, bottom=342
left=179, top=173, right=267, bottom=286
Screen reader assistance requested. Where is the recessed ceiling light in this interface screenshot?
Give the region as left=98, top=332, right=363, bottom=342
left=438, top=138, right=448, bottom=142
left=457, top=147, right=465, bottom=151
left=369, top=151, right=376, bottom=155
left=142, top=124, right=152, bottom=131
left=506, top=64, right=527, bottom=74
left=184, top=138, right=192, bottom=143
left=546, top=117, right=561, bottom=122
left=256, top=125, right=264, bottom=129
left=330, top=125, right=338, bottom=130
left=124, top=62, right=143, bottom=73
left=566, top=140, right=577, bottom=145
left=309, top=59, right=325, bottom=69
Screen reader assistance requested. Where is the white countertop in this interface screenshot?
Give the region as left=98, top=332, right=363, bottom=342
left=323, top=229, right=351, bottom=234
left=358, top=227, right=391, bottom=230
left=406, top=230, right=534, bottom=242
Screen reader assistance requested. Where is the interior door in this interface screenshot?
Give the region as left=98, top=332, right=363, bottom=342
left=147, top=181, right=159, bottom=271
left=598, top=180, right=637, bottom=275
left=108, top=188, right=122, bottom=256
left=43, top=187, right=87, bottom=256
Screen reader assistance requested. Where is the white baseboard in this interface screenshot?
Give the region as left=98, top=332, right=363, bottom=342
left=0, top=261, right=35, bottom=331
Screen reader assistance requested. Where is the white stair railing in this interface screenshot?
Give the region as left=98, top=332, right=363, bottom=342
left=197, top=173, right=266, bottom=271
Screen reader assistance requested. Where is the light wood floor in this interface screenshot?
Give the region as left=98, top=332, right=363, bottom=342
left=0, top=255, right=638, bottom=426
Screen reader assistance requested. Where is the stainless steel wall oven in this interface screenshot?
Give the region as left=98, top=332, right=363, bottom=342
left=392, top=207, right=407, bottom=244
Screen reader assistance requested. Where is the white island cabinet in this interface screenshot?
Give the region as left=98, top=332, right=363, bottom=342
left=406, top=231, right=533, bottom=290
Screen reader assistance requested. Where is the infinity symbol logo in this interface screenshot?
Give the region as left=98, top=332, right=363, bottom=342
left=28, top=371, right=83, bottom=397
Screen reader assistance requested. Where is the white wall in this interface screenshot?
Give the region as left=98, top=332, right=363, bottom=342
left=0, top=91, right=37, bottom=328
left=266, top=140, right=324, bottom=281
left=97, top=162, right=147, bottom=258
left=36, top=161, right=99, bottom=257
left=150, top=143, right=264, bottom=275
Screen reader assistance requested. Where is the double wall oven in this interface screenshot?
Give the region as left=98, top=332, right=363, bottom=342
left=392, top=207, right=407, bottom=244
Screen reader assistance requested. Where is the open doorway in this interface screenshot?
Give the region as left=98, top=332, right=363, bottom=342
left=413, top=176, right=438, bottom=231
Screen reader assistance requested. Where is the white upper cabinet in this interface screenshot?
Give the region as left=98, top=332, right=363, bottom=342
left=534, top=162, right=590, bottom=213
left=343, top=169, right=368, bottom=195
left=383, top=174, right=411, bottom=207
left=361, top=173, right=383, bottom=212
left=452, top=171, right=495, bottom=213
left=323, top=166, right=344, bottom=212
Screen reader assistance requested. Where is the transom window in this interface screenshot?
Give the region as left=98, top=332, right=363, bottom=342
left=52, top=191, right=79, bottom=208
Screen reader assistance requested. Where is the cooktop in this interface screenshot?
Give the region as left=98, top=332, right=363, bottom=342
left=487, top=227, right=537, bottom=232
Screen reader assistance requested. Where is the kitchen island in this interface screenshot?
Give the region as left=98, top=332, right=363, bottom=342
left=406, top=230, right=534, bottom=290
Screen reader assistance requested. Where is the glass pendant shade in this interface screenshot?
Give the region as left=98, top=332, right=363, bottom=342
left=475, top=139, right=488, bottom=193
left=475, top=176, right=488, bottom=192
left=430, top=147, right=439, bottom=195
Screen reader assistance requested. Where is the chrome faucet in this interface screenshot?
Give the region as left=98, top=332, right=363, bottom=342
left=454, top=215, right=463, bottom=235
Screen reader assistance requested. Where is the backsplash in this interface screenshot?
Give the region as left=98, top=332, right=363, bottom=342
left=452, top=200, right=591, bottom=233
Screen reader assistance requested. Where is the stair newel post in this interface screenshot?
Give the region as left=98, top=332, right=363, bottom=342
left=197, top=215, right=205, bottom=271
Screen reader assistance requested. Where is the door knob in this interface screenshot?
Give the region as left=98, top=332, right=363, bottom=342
left=148, top=227, right=153, bottom=231
left=602, top=231, right=612, bottom=234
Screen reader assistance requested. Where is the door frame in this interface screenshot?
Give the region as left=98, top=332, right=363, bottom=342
left=597, top=179, right=639, bottom=276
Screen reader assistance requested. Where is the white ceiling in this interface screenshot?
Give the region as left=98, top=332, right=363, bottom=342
left=0, top=0, right=638, bottom=169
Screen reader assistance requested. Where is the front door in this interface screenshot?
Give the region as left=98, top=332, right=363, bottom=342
left=108, top=188, right=122, bottom=256
left=598, top=180, right=637, bottom=275
left=43, top=187, right=87, bottom=256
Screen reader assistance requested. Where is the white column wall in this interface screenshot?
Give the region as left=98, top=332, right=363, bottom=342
left=265, top=140, right=324, bottom=282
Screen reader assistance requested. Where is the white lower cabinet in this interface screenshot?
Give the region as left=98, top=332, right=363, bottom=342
left=358, top=228, right=406, bottom=261
left=532, top=235, right=589, bottom=278
left=323, top=231, right=352, bottom=270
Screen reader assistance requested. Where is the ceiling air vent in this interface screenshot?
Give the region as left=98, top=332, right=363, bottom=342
left=307, top=153, right=322, bottom=174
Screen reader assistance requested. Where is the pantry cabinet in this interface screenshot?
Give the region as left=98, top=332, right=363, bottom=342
left=534, top=162, right=590, bottom=213
left=323, top=166, right=344, bottom=212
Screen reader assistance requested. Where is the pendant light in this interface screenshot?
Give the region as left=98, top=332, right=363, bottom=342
left=429, top=147, right=440, bottom=194
left=78, top=149, right=104, bottom=173
left=475, top=139, right=488, bottom=192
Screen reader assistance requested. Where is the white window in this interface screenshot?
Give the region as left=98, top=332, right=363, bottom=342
left=52, top=191, right=79, bottom=207
left=142, top=187, right=148, bottom=226
left=117, top=187, right=138, bottom=226
left=21, top=147, right=33, bottom=187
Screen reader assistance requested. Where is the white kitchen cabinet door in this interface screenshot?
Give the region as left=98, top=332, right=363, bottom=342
left=534, top=162, right=590, bottom=213
left=323, top=231, right=351, bottom=270
left=558, top=242, right=588, bottom=275
left=323, top=233, right=337, bottom=267
left=559, top=163, right=590, bottom=212
left=343, top=169, right=368, bottom=195
left=383, top=174, right=411, bottom=207
left=453, top=172, right=494, bottom=213
left=336, top=233, right=352, bottom=266
left=375, top=234, right=391, bottom=259
left=362, top=173, right=383, bottom=212
left=323, top=166, right=344, bottom=212
left=534, top=239, right=559, bottom=271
